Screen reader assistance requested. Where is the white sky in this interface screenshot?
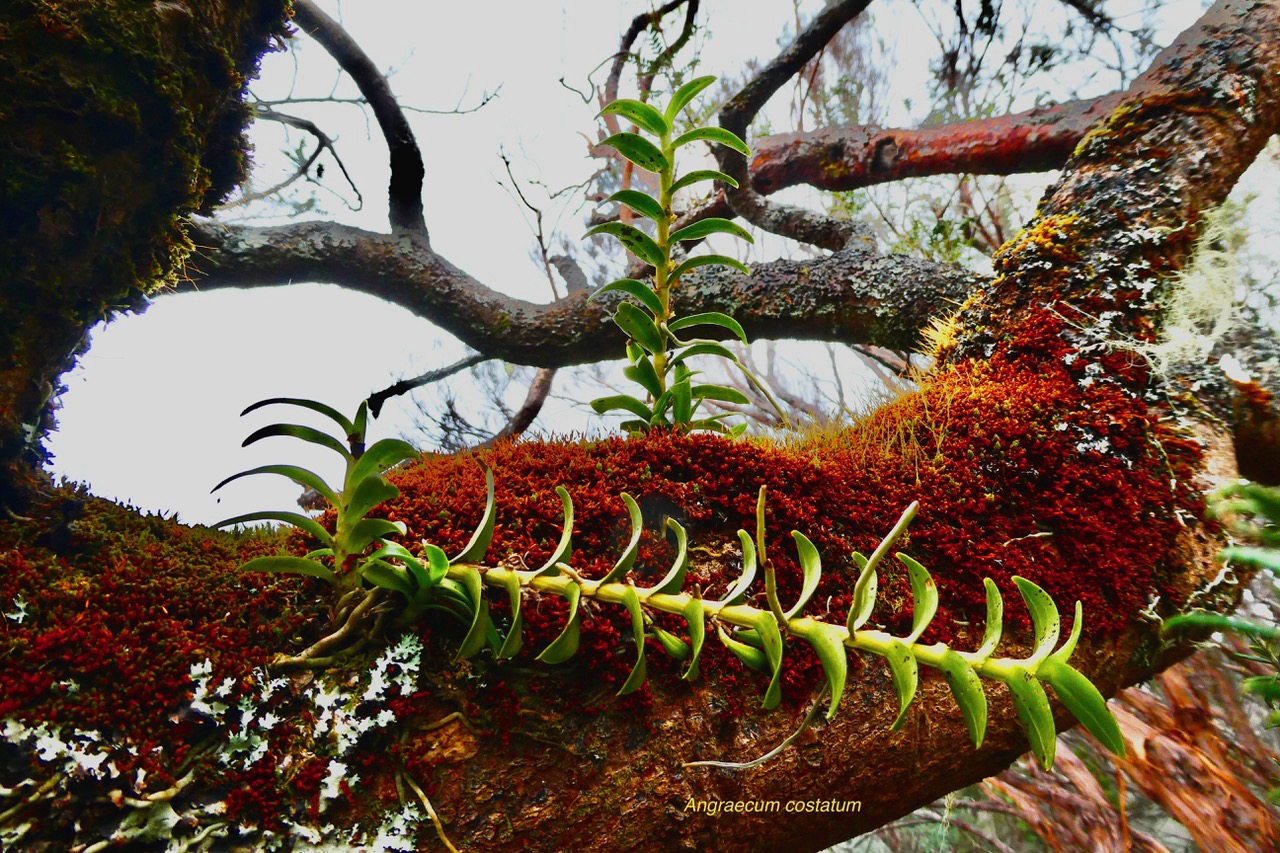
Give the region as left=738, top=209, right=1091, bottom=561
left=44, top=0, right=1219, bottom=526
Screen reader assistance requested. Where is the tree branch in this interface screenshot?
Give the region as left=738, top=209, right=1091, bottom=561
left=292, top=0, right=426, bottom=234
left=183, top=217, right=981, bottom=364
left=706, top=0, right=874, bottom=248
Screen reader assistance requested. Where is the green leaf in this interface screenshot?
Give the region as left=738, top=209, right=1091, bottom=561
left=669, top=312, right=748, bottom=344
left=597, top=132, right=669, bottom=173
left=591, top=394, right=654, bottom=421
left=682, top=597, right=707, bottom=681
left=584, top=221, right=664, bottom=267
left=618, top=585, right=648, bottom=695
left=600, top=493, right=643, bottom=583
left=898, top=554, right=938, bottom=645
left=1037, top=657, right=1125, bottom=757
left=671, top=254, right=750, bottom=280
left=670, top=169, right=739, bottom=194
left=536, top=581, right=582, bottom=664
left=755, top=611, right=785, bottom=710
left=1050, top=600, right=1084, bottom=662
left=623, top=358, right=664, bottom=399
left=646, top=519, right=688, bottom=595
left=360, top=559, right=413, bottom=597
left=847, top=552, right=879, bottom=633
left=455, top=566, right=490, bottom=660
left=691, top=384, right=751, bottom=406
left=495, top=571, right=523, bottom=659
left=588, top=278, right=664, bottom=316
left=352, top=401, right=368, bottom=445
left=1221, top=546, right=1280, bottom=573
left=340, top=518, right=406, bottom=556
left=1007, top=666, right=1057, bottom=769
left=241, top=397, right=354, bottom=437
left=803, top=623, right=849, bottom=721
left=524, top=486, right=574, bottom=577
left=239, top=555, right=337, bottom=584
left=649, top=626, right=691, bottom=661
left=671, top=341, right=740, bottom=365
left=718, top=623, right=769, bottom=672
left=785, top=531, right=822, bottom=620
left=600, top=98, right=669, bottom=136
left=717, top=530, right=759, bottom=605
left=424, top=543, right=450, bottom=586
left=1013, top=577, right=1060, bottom=666
left=938, top=649, right=987, bottom=748
left=672, top=126, right=751, bottom=156
left=366, top=541, right=431, bottom=592
left=614, top=302, right=666, bottom=354
left=665, top=76, right=717, bottom=121
left=241, top=423, right=353, bottom=462
left=973, top=578, right=1004, bottom=660
left=453, top=462, right=496, bottom=563
left=342, top=474, right=399, bottom=527
left=346, top=438, right=420, bottom=494
left=669, top=217, right=754, bottom=245
left=882, top=638, right=919, bottom=730
left=211, top=510, right=334, bottom=548
left=211, top=464, right=339, bottom=510
left=672, top=378, right=693, bottom=424
left=1163, top=611, right=1280, bottom=640
left=603, top=189, right=666, bottom=223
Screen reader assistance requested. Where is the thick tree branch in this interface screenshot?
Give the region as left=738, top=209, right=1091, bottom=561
left=292, top=0, right=426, bottom=233
left=184, top=217, right=981, bottom=364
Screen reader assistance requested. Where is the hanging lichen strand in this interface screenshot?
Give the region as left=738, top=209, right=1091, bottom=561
left=213, top=398, right=1124, bottom=772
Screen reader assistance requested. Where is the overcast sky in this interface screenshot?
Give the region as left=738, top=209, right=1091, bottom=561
left=43, top=0, right=1221, bottom=526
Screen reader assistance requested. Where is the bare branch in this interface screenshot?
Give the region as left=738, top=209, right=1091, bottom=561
left=481, top=368, right=557, bottom=448
left=367, top=353, right=490, bottom=417
left=603, top=0, right=697, bottom=107
left=292, top=0, right=425, bottom=233
left=714, top=0, right=875, bottom=248
left=225, top=106, right=362, bottom=210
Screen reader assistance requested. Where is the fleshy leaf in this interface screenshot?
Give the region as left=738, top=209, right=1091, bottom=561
left=1007, top=666, right=1057, bottom=769
left=618, top=585, right=648, bottom=695
left=241, top=397, right=354, bottom=436
left=536, top=581, right=582, bottom=664
left=340, top=518, right=406, bottom=556
left=600, top=493, right=644, bottom=584
left=603, top=189, right=666, bottom=223
left=665, top=75, right=717, bottom=120
left=938, top=649, right=987, bottom=748
left=671, top=254, right=750, bottom=280
left=646, top=519, right=689, bottom=594
left=343, top=474, right=400, bottom=527
left=590, top=394, right=654, bottom=421
left=847, top=552, right=878, bottom=633
left=682, top=597, right=707, bottom=681
left=211, top=464, right=339, bottom=510
left=1013, top=576, right=1061, bottom=666
left=670, top=169, right=739, bottom=194
left=897, top=554, right=938, bottom=645
left=690, top=384, right=751, bottom=405
left=361, top=560, right=413, bottom=597
left=672, top=126, right=750, bottom=156
left=597, top=131, right=668, bottom=173
left=1037, top=657, right=1125, bottom=757
left=239, top=555, right=337, bottom=584
left=455, top=565, right=491, bottom=660
left=671, top=341, right=739, bottom=365
left=623, top=358, right=664, bottom=399
left=717, top=530, right=758, bottom=605
left=494, top=570, right=524, bottom=659
left=599, top=98, right=669, bottom=136
left=584, top=221, right=664, bottom=267
left=669, top=312, right=748, bottom=344
left=614, top=302, right=666, bottom=354
left=883, top=637, right=919, bottom=730
left=785, top=530, right=822, bottom=620
left=588, top=278, right=664, bottom=316
left=212, top=510, right=334, bottom=548
left=755, top=611, right=785, bottom=710
left=972, top=578, right=1004, bottom=660
left=669, top=217, right=754, bottom=244
left=803, top=623, right=849, bottom=720
left=346, top=438, right=420, bottom=493
left=650, top=626, right=691, bottom=660
left=717, top=623, right=769, bottom=672
left=453, top=462, right=496, bottom=564
left=241, top=423, right=352, bottom=462
left=533, top=487, right=574, bottom=576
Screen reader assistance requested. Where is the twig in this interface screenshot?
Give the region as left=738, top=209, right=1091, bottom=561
left=684, top=684, right=828, bottom=770
left=368, top=354, right=491, bottom=417
left=402, top=772, right=460, bottom=853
